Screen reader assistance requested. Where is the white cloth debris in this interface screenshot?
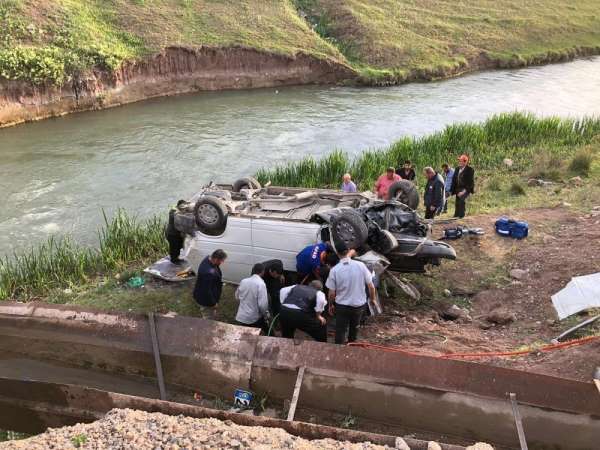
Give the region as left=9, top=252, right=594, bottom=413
left=551, top=273, right=600, bottom=319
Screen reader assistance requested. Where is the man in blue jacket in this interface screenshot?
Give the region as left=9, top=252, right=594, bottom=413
left=193, top=249, right=227, bottom=319
left=441, top=163, right=454, bottom=214
left=296, top=242, right=334, bottom=284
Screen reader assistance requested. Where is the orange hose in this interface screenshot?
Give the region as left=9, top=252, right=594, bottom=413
left=348, top=335, right=600, bottom=360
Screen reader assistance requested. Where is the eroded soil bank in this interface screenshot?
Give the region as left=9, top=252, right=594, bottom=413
left=0, top=46, right=355, bottom=128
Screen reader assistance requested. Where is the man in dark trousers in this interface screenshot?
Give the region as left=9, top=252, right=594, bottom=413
left=326, top=243, right=376, bottom=345
left=260, top=259, right=285, bottom=316
left=279, top=280, right=328, bottom=342
left=396, top=160, right=416, bottom=182
left=165, top=200, right=186, bottom=264
left=450, top=154, right=475, bottom=218
left=423, top=167, right=445, bottom=219
left=193, top=249, right=227, bottom=319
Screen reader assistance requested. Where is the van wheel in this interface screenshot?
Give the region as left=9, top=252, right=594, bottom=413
left=388, top=180, right=419, bottom=209
left=194, top=196, right=228, bottom=233
left=331, top=210, right=368, bottom=249
left=232, top=177, right=262, bottom=192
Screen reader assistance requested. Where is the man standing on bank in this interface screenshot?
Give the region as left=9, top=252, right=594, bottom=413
left=193, top=249, right=227, bottom=319
left=396, top=160, right=416, bottom=182
left=235, top=263, right=270, bottom=334
left=374, top=167, right=401, bottom=200
left=450, top=154, right=475, bottom=219
left=341, top=173, right=357, bottom=193
left=165, top=200, right=187, bottom=264
left=441, top=163, right=455, bottom=214
left=423, top=167, right=445, bottom=219
left=326, top=243, right=376, bottom=345
left=279, top=280, right=328, bottom=342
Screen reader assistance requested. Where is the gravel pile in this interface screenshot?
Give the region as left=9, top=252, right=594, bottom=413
left=0, top=409, right=394, bottom=450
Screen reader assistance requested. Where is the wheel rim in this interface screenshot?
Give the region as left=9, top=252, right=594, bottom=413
left=335, top=221, right=356, bottom=245
left=198, top=204, right=219, bottom=225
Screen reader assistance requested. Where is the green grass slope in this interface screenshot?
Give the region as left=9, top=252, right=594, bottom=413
left=2, top=0, right=600, bottom=85
left=295, top=0, right=600, bottom=81
left=0, top=0, right=343, bottom=84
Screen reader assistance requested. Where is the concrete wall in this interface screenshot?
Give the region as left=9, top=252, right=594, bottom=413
left=0, top=303, right=598, bottom=449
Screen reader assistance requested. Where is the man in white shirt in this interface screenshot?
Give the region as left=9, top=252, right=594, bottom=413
left=235, top=263, right=270, bottom=334
left=326, top=243, right=376, bottom=345
left=279, top=280, right=328, bottom=342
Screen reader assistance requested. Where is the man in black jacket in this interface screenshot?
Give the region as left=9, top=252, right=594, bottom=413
left=193, top=249, right=227, bottom=319
left=165, top=200, right=186, bottom=264
left=279, top=280, right=328, bottom=342
left=423, top=167, right=445, bottom=219
left=260, top=259, right=285, bottom=316
left=396, top=160, right=416, bottom=182
left=450, top=154, right=475, bottom=218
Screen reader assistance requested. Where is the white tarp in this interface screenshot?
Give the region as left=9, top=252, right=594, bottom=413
left=551, top=273, right=600, bottom=320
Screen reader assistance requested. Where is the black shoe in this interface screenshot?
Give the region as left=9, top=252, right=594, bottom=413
left=171, top=258, right=184, bottom=265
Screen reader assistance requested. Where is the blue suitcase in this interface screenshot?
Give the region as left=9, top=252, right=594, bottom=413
left=495, top=217, right=528, bottom=239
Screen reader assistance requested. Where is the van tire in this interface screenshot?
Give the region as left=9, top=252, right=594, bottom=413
left=194, top=196, right=228, bottom=233
left=376, top=229, right=399, bottom=254
left=388, top=180, right=419, bottom=209
left=331, top=210, right=368, bottom=249
left=232, top=177, right=262, bottom=192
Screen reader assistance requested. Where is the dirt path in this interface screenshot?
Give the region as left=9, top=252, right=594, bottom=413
left=360, top=206, right=600, bottom=381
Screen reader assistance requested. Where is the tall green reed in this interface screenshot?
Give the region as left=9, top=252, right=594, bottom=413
left=256, top=112, right=600, bottom=188
left=0, top=209, right=167, bottom=300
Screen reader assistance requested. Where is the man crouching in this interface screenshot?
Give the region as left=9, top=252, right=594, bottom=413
left=279, top=280, right=328, bottom=342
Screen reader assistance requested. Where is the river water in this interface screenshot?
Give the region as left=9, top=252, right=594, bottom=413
left=1, top=57, right=600, bottom=255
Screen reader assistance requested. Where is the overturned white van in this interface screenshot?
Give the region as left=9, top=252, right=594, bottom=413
left=172, top=177, right=455, bottom=284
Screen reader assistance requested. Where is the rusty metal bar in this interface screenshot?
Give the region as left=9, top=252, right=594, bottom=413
left=148, top=312, right=167, bottom=401
left=287, top=366, right=305, bottom=421
left=510, top=393, right=528, bottom=450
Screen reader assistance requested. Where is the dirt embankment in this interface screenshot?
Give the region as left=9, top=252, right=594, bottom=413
left=362, top=207, right=600, bottom=381
left=0, top=46, right=356, bottom=128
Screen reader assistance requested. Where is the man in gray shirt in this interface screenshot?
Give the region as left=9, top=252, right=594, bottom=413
left=235, top=263, right=269, bottom=334
left=326, top=243, right=376, bottom=344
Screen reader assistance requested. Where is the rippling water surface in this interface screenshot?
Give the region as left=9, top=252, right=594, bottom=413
left=1, top=57, right=600, bottom=254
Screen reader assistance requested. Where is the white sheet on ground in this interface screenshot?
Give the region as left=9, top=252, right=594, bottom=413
left=551, top=273, right=600, bottom=320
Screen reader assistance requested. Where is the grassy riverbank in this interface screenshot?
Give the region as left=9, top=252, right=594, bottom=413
left=0, top=210, right=166, bottom=300
left=257, top=112, right=600, bottom=214
left=2, top=0, right=600, bottom=85
left=2, top=113, right=599, bottom=306
left=295, top=0, right=600, bottom=82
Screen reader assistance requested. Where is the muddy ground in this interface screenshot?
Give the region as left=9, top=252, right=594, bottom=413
left=359, top=206, right=600, bottom=381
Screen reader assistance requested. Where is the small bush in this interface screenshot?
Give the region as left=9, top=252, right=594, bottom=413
left=529, top=151, right=563, bottom=182
left=568, top=148, right=593, bottom=176
left=486, top=176, right=503, bottom=191
left=509, top=180, right=526, bottom=196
